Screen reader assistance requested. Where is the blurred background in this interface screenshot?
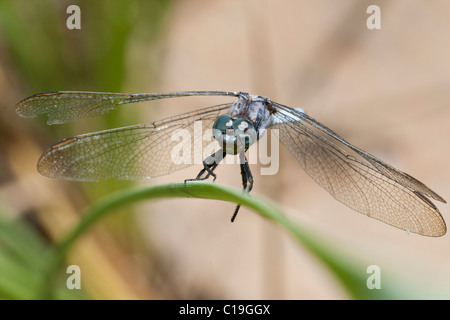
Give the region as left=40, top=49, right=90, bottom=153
left=0, top=0, right=449, bottom=299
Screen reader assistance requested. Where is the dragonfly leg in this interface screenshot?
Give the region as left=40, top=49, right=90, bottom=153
left=185, top=149, right=225, bottom=183
left=231, top=152, right=253, bottom=222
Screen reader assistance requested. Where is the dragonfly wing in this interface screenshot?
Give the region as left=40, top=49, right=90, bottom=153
left=15, top=91, right=238, bottom=124
left=37, top=103, right=231, bottom=181
left=270, top=104, right=446, bottom=236
left=16, top=91, right=141, bottom=124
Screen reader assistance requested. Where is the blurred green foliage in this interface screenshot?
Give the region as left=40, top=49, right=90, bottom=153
left=0, top=212, right=87, bottom=299
left=0, top=0, right=173, bottom=299
left=0, top=0, right=172, bottom=92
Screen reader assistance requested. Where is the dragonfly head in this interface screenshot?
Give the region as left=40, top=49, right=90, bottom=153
left=212, top=115, right=257, bottom=155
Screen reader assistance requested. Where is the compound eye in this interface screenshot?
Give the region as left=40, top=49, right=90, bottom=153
left=233, top=118, right=257, bottom=148
left=212, top=115, right=233, bottom=140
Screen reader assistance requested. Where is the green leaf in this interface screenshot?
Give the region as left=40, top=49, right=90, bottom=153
left=47, top=181, right=398, bottom=299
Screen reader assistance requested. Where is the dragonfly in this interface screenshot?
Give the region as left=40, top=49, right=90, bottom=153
left=15, top=91, right=446, bottom=236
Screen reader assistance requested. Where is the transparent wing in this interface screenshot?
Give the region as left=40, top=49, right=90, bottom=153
left=15, top=91, right=237, bottom=124
left=36, top=103, right=231, bottom=181
left=271, top=103, right=446, bottom=236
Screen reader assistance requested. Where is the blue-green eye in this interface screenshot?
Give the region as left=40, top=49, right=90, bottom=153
left=233, top=118, right=257, bottom=148
left=212, top=116, right=256, bottom=155
left=212, top=115, right=239, bottom=154
left=212, top=115, right=233, bottom=131
left=212, top=115, right=233, bottom=140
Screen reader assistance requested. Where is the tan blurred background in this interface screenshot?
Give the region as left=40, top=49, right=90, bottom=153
left=0, top=0, right=449, bottom=299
